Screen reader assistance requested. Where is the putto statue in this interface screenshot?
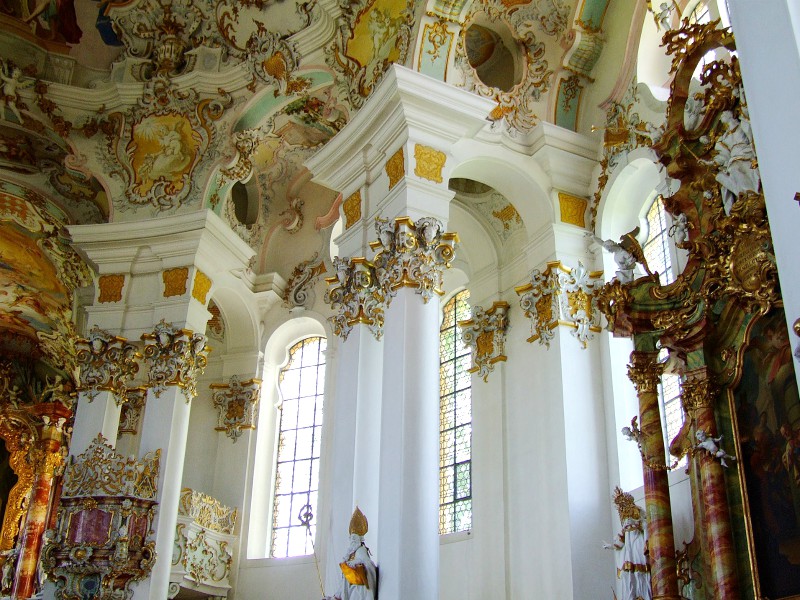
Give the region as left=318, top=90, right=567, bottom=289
left=604, top=487, right=651, bottom=600
left=694, top=429, right=736, bottom=468
left=325, top=507, right=377, bottom=600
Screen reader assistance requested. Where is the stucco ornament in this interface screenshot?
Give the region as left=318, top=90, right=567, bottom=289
left=141, top=320, right=208, bottom=401
left=210, top=375, right=261, bottom=442
left=516, top=261, right=603, bottom=348
left=459, top=301, right=510, bottom=382
left=76, top=327, right=141, bottom=405
left=371, top=216, right=458, bottom=304
left=324, top=256, right=386, bottom=341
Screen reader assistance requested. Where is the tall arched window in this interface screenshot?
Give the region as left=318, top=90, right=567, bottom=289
left=270, top=336, right=327, bottom=558
left=439, top=289, right=472, bottom=534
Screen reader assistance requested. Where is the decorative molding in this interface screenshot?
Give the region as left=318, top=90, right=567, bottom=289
left=141, top=320, right=208, bottom=401
left=76, top=326, right=141, bottom=404
left=324, top=256, right=386, bottom=341
left=343, top=190, right=362, bottom=230
left=385, top=147, right=405, bottom=190
left=413, top=144, right=446, bottom=183
left=370, top=216, right=458, bottom=303
left=284, top=253, right=327, bottom=309
left=210, top=375, right=261, bottom=442
left=43, top=434, right=159, bottom=599
left=459, top=301, right=510, bottom=382
left=192, top=270, right=212, bottom=305
left=515, top=261, right=603, bottom=348
left=119, top=388, right=147, bottom=436
left=558, top=192, right=588, bottom=228
left=97, top=274, right=125, bottom=304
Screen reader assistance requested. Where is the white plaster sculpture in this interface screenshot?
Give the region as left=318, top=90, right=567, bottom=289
left=605, top=487, right=651, bottom=600
left=325, top=507, right=377, bottom=600
left=694, top=429, right=736, bottom=468
left=709, top=108, right=760, bottom=215
left=587, top=233, right=637, bottom=283
left=669, top=212, right=689, bottom=244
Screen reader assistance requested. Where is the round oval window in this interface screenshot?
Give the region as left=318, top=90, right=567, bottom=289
left=465, top=23, right=521, bottom=92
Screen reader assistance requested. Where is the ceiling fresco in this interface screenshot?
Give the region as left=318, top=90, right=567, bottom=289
left=0, top=0, right=622, bottom=360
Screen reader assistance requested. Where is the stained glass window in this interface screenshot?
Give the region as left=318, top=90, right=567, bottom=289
left=439, top=290, right=472, bottom=534
left=270, top=336, right=326, bottom=558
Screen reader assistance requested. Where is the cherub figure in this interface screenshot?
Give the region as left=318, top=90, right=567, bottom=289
left=0, top=62, right=32, bottom=124
left=695, top=429, right=736, bottom=468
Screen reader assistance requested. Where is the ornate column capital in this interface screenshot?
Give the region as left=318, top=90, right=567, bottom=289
left=459, top=301, right=510, bottom=382
left=210, top=375, right=261, bottom=442
left=324, top=256, right=386, bottom=340
left=76, top=326, right=142, bottom=405
left=627, top=351, right=664, bottom=395
left=681, top=367, right=715, bottom=412
left=370, top=216, right=458, bottom=304
left=515, top=261, right=603, bottom=348
left=141, top=320, right=208, bottom=401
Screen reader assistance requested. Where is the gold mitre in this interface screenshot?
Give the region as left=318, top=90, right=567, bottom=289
left=349, top=506, right=368, bottom=537
left=613, top=486, right=641, bottom=522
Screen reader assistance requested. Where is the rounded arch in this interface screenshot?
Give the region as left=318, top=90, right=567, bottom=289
left=596, top=148, right=668, bottom=240
left=208, top=286, right=260, bottom=355
left=448, top=152, right=553, bottom=235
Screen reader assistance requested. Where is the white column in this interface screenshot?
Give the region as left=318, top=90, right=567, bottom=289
left=727, top=0, right=800, bottom=391
left=377, top=287, right=441, bottom=600
left=70, top=392, right=122, bottom=455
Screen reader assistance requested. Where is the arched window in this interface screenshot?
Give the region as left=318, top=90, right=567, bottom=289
left=439, top=289, right=472, bottom=534
left=270, top=336, right=327, bottom=558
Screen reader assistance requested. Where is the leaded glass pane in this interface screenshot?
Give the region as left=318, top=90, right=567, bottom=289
left=270, top=336, right=326, bottom=558
left=439, top=290, right=472, bottom=534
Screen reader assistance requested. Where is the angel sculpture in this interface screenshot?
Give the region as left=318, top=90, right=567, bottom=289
left=0, top=62, right=32, bottom=124
left=695, top=429, right=736, bottom=468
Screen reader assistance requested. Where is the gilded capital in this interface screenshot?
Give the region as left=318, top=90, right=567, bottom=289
left=210, top=375, right=261, bottom=442
left=681, top=368, right=714, bottom=412
left=142, top=320, right=208, bottom=401
left=76, top=326, right=141, bottom=405
left=324, top=256, right=386, bottom=340
left=459, top=301, right=510, bottom=382
left=119, top=388, right=147, bottom=436
left=627, top=351, right=664, bottom=394
left=370, top=216, right=458, bottom=304
left=515, top=261, right=603, bottom=348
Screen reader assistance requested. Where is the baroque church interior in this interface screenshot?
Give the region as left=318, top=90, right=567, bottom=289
left=0, top=0, right=798, bottom=598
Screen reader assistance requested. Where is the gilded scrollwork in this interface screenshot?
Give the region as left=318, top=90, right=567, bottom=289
left=141, top=320, right=208, bottom=401
left=178, top=489, right=238, bottom=536
left=62, top=434, right=160, bottom=499
left=44, top=436, right=160, bottom=600
left=459, top=301, right=510, bottom=382
left=324, top=256, right=386, bottom=341
left=75, top=326, right=141, bottom=405
left=515, top=261, right=603, bottom=348
left=210, top=375, right=261, bottom=442
left=370, top=216, right=458, bottom=304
